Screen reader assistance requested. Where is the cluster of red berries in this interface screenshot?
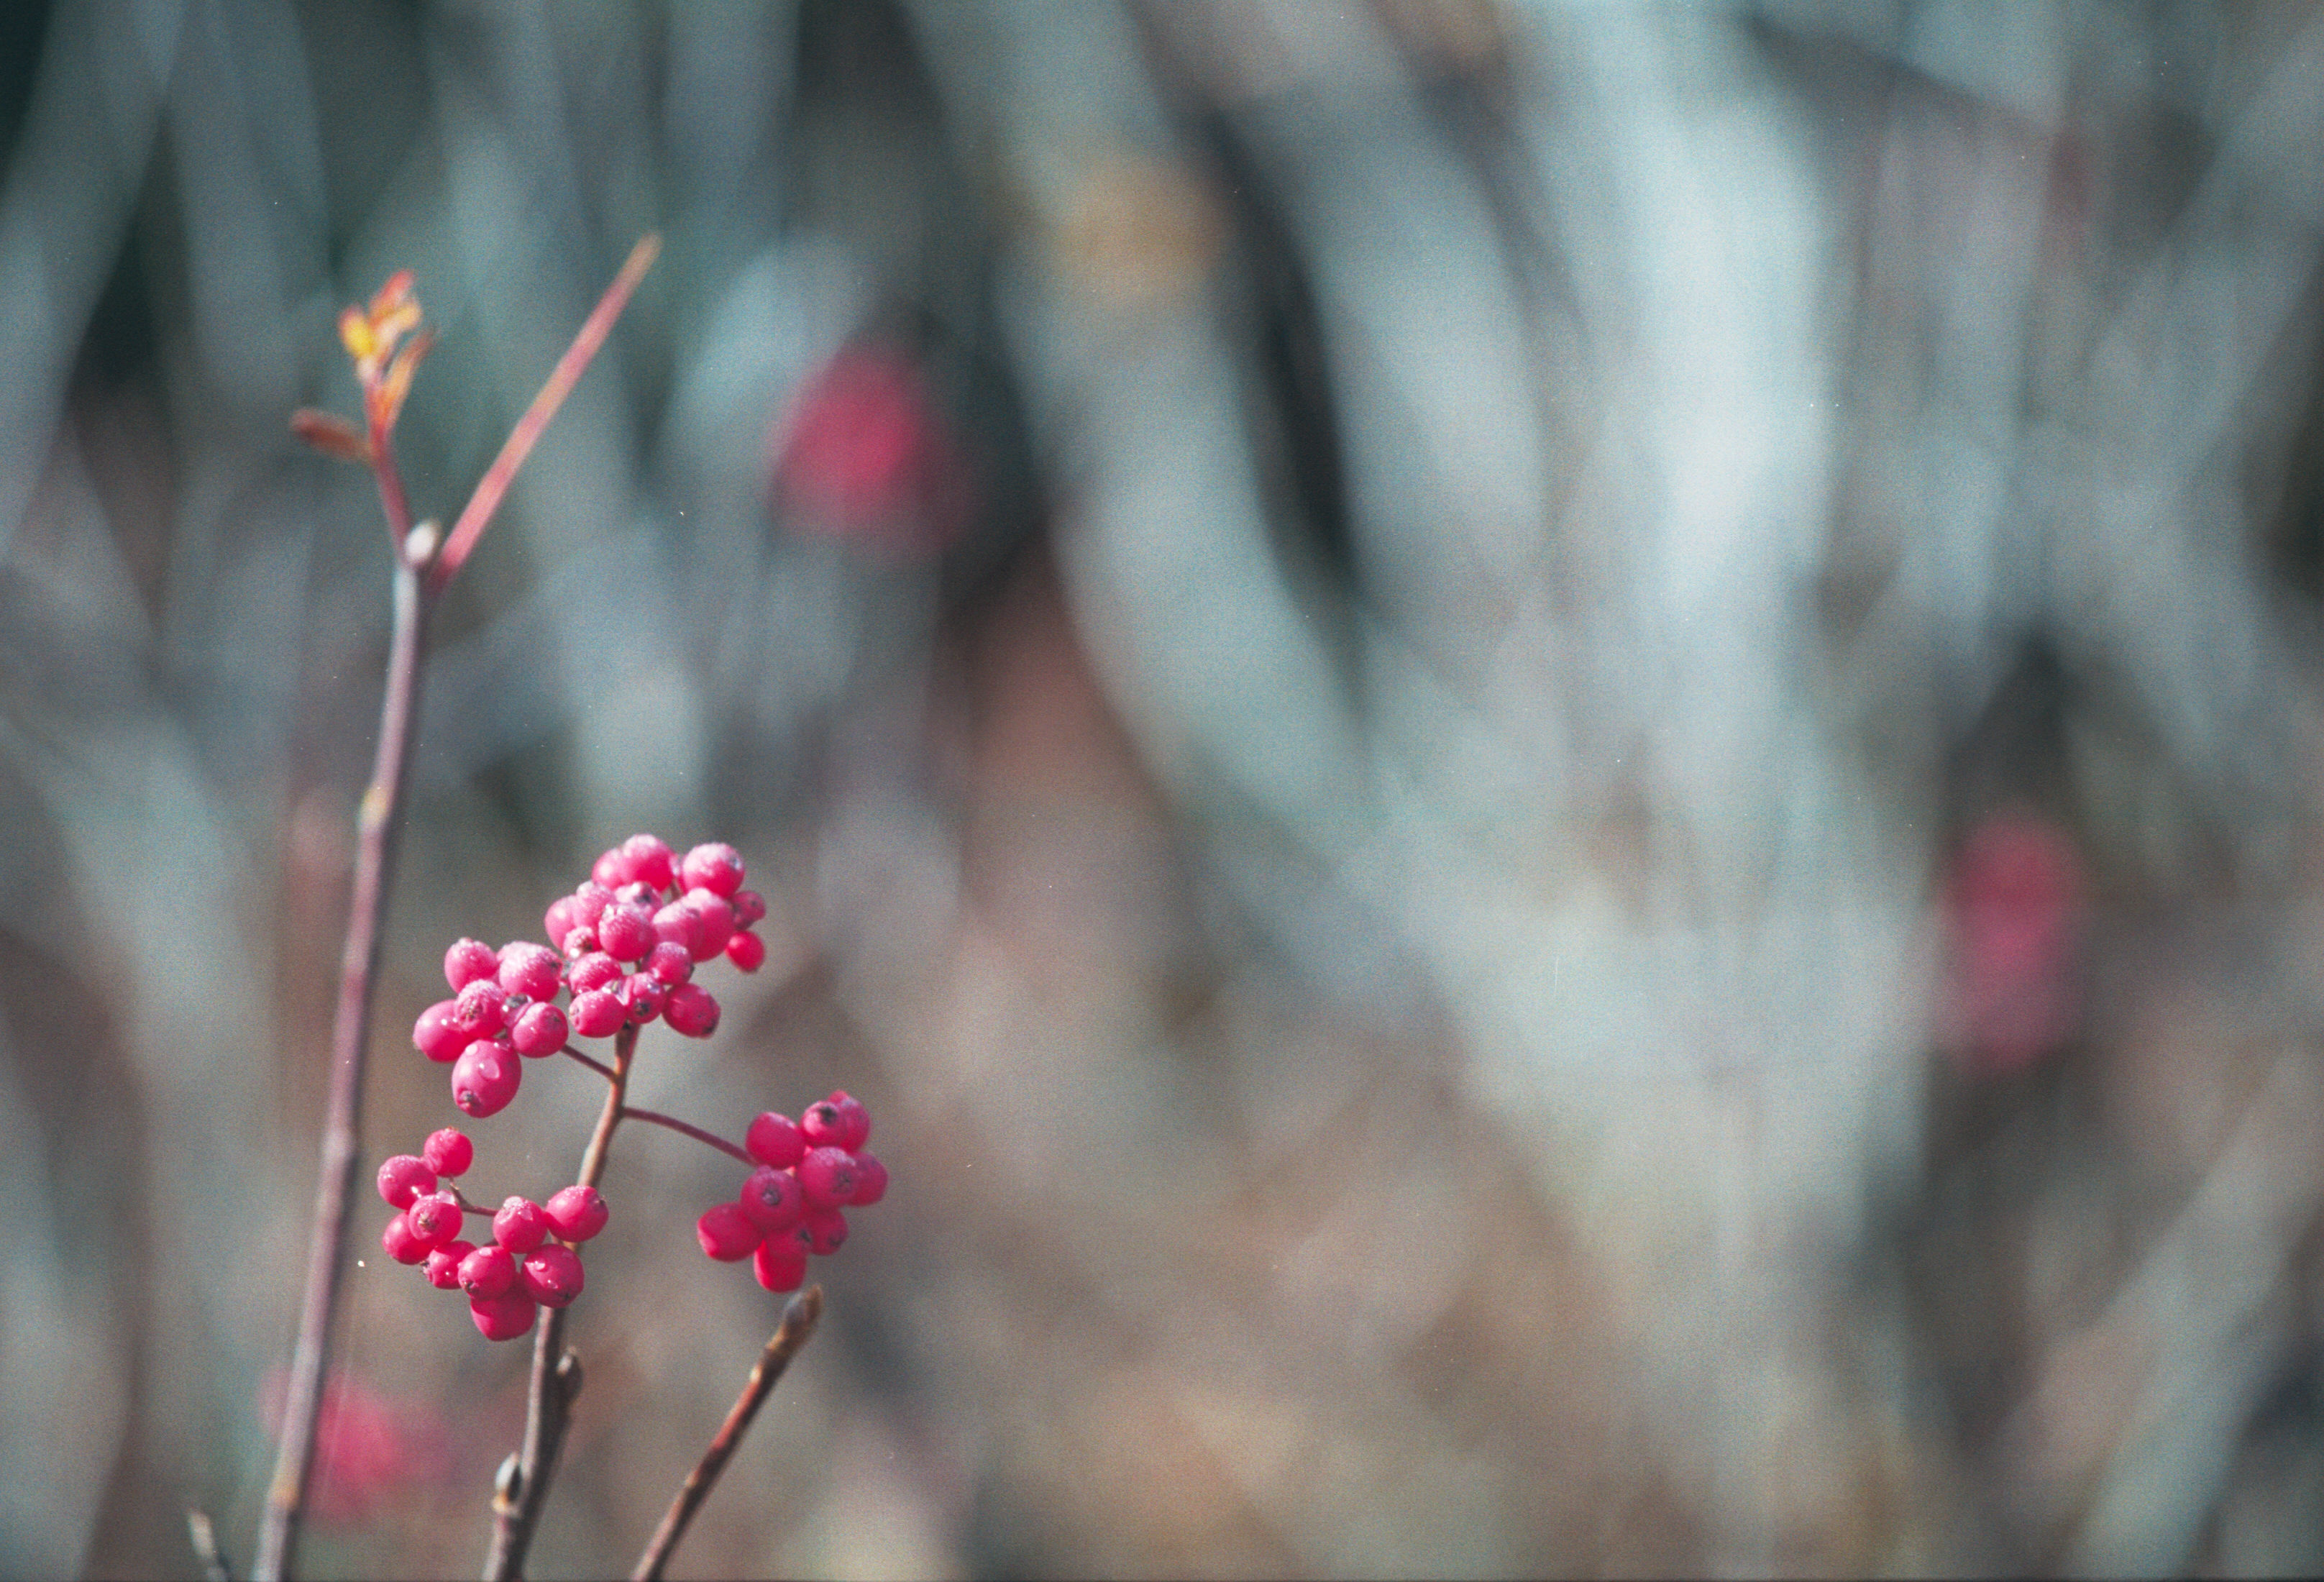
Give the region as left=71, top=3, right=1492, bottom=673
left=695, top=1092, right=887, bottom=1293
left=376, top=1126, right=605, bottom=1340
left=409, top=836, right=768, bottom=1117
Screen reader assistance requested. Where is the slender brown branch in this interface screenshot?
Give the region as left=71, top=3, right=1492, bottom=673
left=252, top=533, right=434, bottom=1582
left=618, top=1105, right=754, bottom=1165
left=631, top=1288, right=824, bottom=1582
left=558, top=1043, right=618, bottom=1082
left=431, top=233, right=661, bottom=596
left=484, top=1023, right=637, bottom=1581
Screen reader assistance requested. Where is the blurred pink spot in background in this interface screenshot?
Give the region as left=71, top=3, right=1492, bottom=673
left=1937, top=810, right=2087, bottom=1076
left=768, top=344, right=973, bottom=558
left=260, top=1366, right=452, bottom=1525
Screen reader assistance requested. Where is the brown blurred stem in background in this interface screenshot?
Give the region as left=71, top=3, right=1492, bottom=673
left=631, top=1289, right=825, bottom=1582
left=252, top=236, right=659, bottom=1582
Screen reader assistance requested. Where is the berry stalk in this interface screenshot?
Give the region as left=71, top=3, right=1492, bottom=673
left=630, top=1287, right=823, bottom=1582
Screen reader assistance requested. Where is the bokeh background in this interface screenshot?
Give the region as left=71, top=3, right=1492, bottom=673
left=7, top=1, right=2324, bottom=1576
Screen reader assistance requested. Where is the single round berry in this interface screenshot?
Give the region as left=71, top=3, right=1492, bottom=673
left=725, top=929, right=767, bottom=973
left=681, top=889, right=736, bottom=959
left=567, top=952, right=624, bottom=995
left=559, top=923, right=597, bottom=959
left=592, top=846, right=628, bottom=888
left=696, top=1202, right=764, bottom=1261
left=681, top=842, right=746, bottom=898
left=803, top=1204, right=848, bottom=1256
left=377, top=1154, right=436, bottom=1209
left=452, top=1039, right=522, bottom=1118
left=469, top=1290, right=537, bottom=1342
left=797, top=1147, right=859, bottom=1210
left=425, top=1238, right=476, bottom=1291
left=622, top=975, right=664, bottom=1025
left=746, top=1112, right=805, bottom=1169
left=406, top=1192, right=465, bottom=1248
left=597, top=902, right=654, bottom=963
left=510, top=1000, right=569, bottom=1057
left=730, top=889, right=768, bottom=929
left=848, top=1151, right=889, bottom=1207
left=802, top=1094, right=869, bottom=1153
left=494, top=1197, right=549, bottom=1253
left=544, top=1184, right=609, bottom=1243
left=664, top=982, right=720, bottom=1038
left=544, top=895, right=582, bottom=951
left=498, top=941, right=563, bottom=1002
left=752, top=1235, right=808, bottom=1293
left=568, top=989, right=625, bottom=1038
left=414, top=1000, right=469, bottom=1062
left=444, top=937, right=501, bottom=992
left=738, top=1166, right=805, bottom=1232
left=422, top=1128, right=474, bottom=1177
left=380, top=1212, right=429, bottom=1265
left=521, top=1245, right=585, bottom=1308
left=570, top=882, right=615, bottom=928
left=613, top=881, right=659, bottom=909
left=644, top=941, right=693, bottom=987
left=458, top=1243, right=518, bottom=1299
left=449, top=979, right=507, bottom=1038
left=621, top=833, right=676, bottom=891
left=650, top=902, right=697, bottom=953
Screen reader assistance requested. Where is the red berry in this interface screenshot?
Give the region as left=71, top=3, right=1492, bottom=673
left=381, top=1212, right=429, bottom=1264
left=644, top=941, right=693, bottom=986
left=444, top=937, right=500, bottom=991
left=682, top=889, right=736, bottom=958
left=848, top=1151, right=888, bottom=1207
left=622, top=975, right=665, bottom=1025
left=696, top=1202, right=764, bottom=1261
left=422, top=1128, right=474, bottom=1177
left=425, top=1238, right=476, bottom=1290
left=680, top=842, right=746, bottom=898
left=376, top=1154, right=436, bottom=1209
left=469, top=1291, right=537, bottom=1342
left=449, top=979, right=506, bottom=1038
left=598, top=903, right=654, bottom=962
left=406, top=1192, right=465, bottom=1248
left=664, top=982, right=720, bottom=1038
left=568, top=989, right=624, bottom=1038
left=498, top=941, right=562, bottom=1002
left=731, top=889, right=768, bottom=928
left=458, top=1243, right=518, bottom=1299
left=544, top=1185, right=609, bottom=1243
left=567, top=952, right=623, bottom=995
left=803, top=1204, right=848, bottom=1256
left=414, top=1000, right=468, bottom=1062
left=753, top=1235, right=808, bottom=1292
left=544, top=896, right=582, bottom=951
left=737, top=1166, right=804, bottom=1232
left=452, top=1039, right=522, bottom=1117
left=571, top=882, right=614, bottom=928
left=592, top=847, right=628, bottom=888
left=510, top=1001, right=569, bottom=1057
left=725, top=929, right=767, bottom=973
left=493, top=1197, right=549, bottom=1253
left=521, top=1245, right=585, bottom=1307
left=802, top=1094, right=868, bottom=1152
left=650, top=901, right=696, bottom=952
left=798, top=1147, right=859, bottom=1209
left=559, top=923, right=597, bottom=959
left=621, top=834, right=676, bottom=891
left=746, top=1112, right=805, bottom=1168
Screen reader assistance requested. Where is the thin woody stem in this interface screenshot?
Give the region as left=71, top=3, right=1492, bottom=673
left=618, top=1106, right=754, bottom=1166
left=430, top=233, right=661, bottom=597
left=631, top=1289, right=824, bottom=1582
left=558, top=1043, right=618, bottom=1082
left=252, top=531, right=434, bottom=1582
left=484, top=1023, right=636, bottom=1581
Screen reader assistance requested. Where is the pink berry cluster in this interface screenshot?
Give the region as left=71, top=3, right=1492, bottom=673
left=695, top=1092, right=887, bottom=1294
left=376, top=1126, right=606, bottom=1341
left=409, top=836, right=769, bottom=1118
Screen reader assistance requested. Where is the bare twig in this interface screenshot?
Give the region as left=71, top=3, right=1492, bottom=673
left=484, top=1023, right=637, bottom=1581
left=631, top=1288, right=825, bottom=1582
left=619, top=1105, right=756, bottom=1165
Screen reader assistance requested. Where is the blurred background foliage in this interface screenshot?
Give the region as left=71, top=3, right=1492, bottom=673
left=7, top=1, right=2324, bottom=1576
